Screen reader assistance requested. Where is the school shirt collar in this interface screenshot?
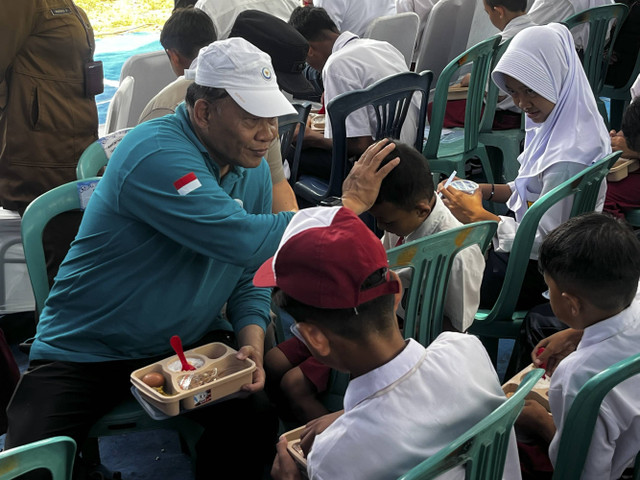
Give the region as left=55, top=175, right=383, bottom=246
left=343, top=338, right=426, bottom=411
left=175, top=102, right=247, bottom=183
left=578, top=294, right=640, bottom=350
left=405, top=195, right=448, bottom=243
left=332, top=31, right=360, bottom=55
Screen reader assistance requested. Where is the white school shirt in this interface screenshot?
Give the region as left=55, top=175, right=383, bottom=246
left=323, top=32, right=420, bottom=146
left=194, top=0, right=299, bottom=39
left=495, top=162, right=606, bottom=259
left=306, top=334, right=522, bottom=480
left=382, top=196, right=485, bottom=332
left=631, top=74, right=640, bottom=100
left=315, top=0, right=397, bottom=37
left=548, top=289, right=640, bottom=480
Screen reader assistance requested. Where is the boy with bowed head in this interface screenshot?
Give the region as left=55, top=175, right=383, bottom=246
left=260, top=203, right=521, bottom=479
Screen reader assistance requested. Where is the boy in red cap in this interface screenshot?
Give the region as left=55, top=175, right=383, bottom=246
left=258, top=206, right=521, bottom=480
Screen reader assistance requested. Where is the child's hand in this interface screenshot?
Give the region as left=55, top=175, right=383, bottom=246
left=439, top=185, right=487, bottom=224
left=300, top=410, right=343, bottom=457
left=532, top=329, right=583, bottom=376
left=271, top=436, right=303, bottom=480
left=516, top=399, right=556, bottom=444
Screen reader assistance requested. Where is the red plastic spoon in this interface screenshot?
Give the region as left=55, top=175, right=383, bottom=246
left=170, top=335, right=196, bottom=371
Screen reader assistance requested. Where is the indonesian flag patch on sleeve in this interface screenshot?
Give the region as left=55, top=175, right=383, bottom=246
left=173, top=172, right=202, bottom=195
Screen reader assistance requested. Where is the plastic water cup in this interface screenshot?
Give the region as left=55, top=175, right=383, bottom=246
left=450, top=179, right=479, bottom=195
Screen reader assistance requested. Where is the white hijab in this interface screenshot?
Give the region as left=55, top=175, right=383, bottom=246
left=492, top=23, right=611, bottom=219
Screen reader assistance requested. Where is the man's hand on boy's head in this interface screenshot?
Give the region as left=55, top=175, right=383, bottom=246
left=341, top=139, right=399, bottom=215
left=532, top=328, right=583, bottom=376
left=271, top=436, right=303, bottom=480
left=300, top=410, right=344, bottom=457
left=516, top=400, right=556, bottom=445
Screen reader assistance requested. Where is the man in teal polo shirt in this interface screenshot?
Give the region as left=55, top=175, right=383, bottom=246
left=6, top=37, right=398, bottom=480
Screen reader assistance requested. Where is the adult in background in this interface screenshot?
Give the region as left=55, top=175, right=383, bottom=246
left=5, top=38, right=392, bottom=480
left=194, top=0, right=299, bottom=40
left=1, top=0, right=100, bottom=285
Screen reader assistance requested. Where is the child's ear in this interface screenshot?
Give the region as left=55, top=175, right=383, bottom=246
left=415, top=199, right=433, bottom=220
left=562, top=291, right=583, bottom=318
left=297, top=322, right=331, bottom=357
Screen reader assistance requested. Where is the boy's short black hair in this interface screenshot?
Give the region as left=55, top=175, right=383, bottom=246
left=484, top=0, right=527, bottom=12
left=374, top=142, right=435, bottom=211
left=539, top=213, right=640, bottom=311
left=277, top=288, right=396, bottom=341
left=160, top=7, right=217, bottom=60
left=622, top=98, right=640, bottom=153
left=289, top=6, right=339, bottom=41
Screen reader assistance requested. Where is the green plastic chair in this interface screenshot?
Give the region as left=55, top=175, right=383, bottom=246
left=76, top=128, right=132, bottom=179
left=0, top=436, right=76, bottom=480
left=20, top=179, right=203, bottom=468
left=562, top=4, right=629, bottom=126
left=552, top=352, right=640, bottom=480
left=478, top=38, right=525, bottom=183
left=386, top=221, right=498, bottom=346
left=601, top=51, right=640, bottom=131
left=292, top=70, right=433, bottom=205
left=626, top=208, right=640, bottom=227
left=424, top=35, right=501, bottom=185
left=468, top=151, right=621, bottom=365
left=398, top=369, right=545, bottom=480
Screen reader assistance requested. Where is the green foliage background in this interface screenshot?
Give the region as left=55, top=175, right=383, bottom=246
left=76, top=0, right=173, bottom=36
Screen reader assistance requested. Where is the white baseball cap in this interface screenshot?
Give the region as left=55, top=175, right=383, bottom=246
left=185, top=38, right=296, bottom=118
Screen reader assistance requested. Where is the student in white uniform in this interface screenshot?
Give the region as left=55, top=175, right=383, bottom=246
left=370, top=142, right=485, bottom=333
left=314, top=0, right=396, bottom=37
left=440, top=23, right=610, bottom=309
left=517, top=213, right=640, bottom=480
left=289, top=6, right=420, bottom=179
left=258, top=182, right=521, bottom=480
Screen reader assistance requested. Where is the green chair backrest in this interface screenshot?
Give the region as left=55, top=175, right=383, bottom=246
left=479, top=39, right=513, bottom=133
left=474, top=151, right=620, bottom=326
left=279, top=103, right=311, bottom=186
left=424, top=35, right=501, bottom=158
left=76, top=129, right=131, bottom=179
left=552, top=352, right=640, bottom=480
left=21, top=178, right=101, bottom=318
left=386, top=221, right=498, bottom=346
left=562, top=4, right=629, bottom=97
left=0, top=436, right=76, bottom=480
left=398, top=369, right=545, bottom=480
left=293, top=70, right=433, bottom=204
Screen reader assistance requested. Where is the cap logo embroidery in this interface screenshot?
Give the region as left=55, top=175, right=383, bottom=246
left=261, top=67, right=272, bottom=81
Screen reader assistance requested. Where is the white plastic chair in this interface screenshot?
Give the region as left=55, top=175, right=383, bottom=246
left=0, top=208, right=34, bottom=314
left=119, top=50, right=176, bottom=128
left=414, top=0, right=476, bottom=85
left=104, top=76, right=135, bottom=134
left=364, top=12, right=420, bottom=69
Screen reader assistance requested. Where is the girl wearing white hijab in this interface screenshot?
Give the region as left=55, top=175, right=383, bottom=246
left=440, top=23, right=610, bottom=308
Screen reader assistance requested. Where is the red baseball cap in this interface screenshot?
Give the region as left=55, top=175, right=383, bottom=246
left=254, top=207, right=399, bottom=309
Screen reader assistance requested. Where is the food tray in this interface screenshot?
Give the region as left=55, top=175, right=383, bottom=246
left=608, top=158, right=639, bottom=182
left=309, top=113, right=325, bottom=132
left=284, top=425, right=309, bottom=478
left=502, top=363, right=551, bottom=412
left=130, top=342, right=255, bottom=416
left=447, top=83, right=469, bottom=101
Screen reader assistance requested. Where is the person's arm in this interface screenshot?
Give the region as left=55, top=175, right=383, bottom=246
left=439, top=185, right=501, bottom=224
left=299, top=410, right=344, bottom=456
left=118, top=138, right=293, bottom=267
left=611, top=130, right=640, bottom=159
left=347, top=136, right=374, bottom=157
left=264, top=138, right=298, bottom=212
left=0, top=2, right=35, bottom=114
left=271, top=436, right=303, bottom=480
left=235, top=324, right=267, bottom=393
left=532, top=328, right=583, bottom=376
left=516, top=399, right=556, bottom=444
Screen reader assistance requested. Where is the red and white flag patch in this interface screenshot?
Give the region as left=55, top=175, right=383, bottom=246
left=173, top=172, right=202, bottom=196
